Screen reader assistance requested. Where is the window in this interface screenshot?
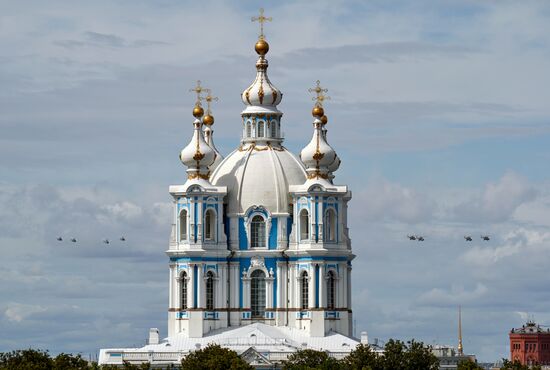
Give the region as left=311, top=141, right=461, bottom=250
left=179, top=209, right=187, bottom=241
left=246, top=121, right=251, bottom=137
left=327, top=270, right=336, bottom=310
left=301, top=271, right=309, bottom=310
left=205, top=271, right=214, bottom=310
left=251, top=215, right=266, bottom=248
left=251, top=270, right=266, bottom=318
left=271, top=121, right=277, bottom=137
left=204, top=209, right=215, bottom=241
left=180, top=272, right=188, bottom=309
left=325, top=209, right=337, bottom=242
left=299, top=209, right=309, bottom=241
left=258, top=121, right=264, bottom=137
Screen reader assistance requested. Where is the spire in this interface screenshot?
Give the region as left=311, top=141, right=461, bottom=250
left=179, top=82, right=216, bottom=180
left=300, top=81, right=340, bottom=182
left=458, top=305, right=464, bottom=355
left=241, top=9, right=282, bottom=115
left=202, top=88, right=223, bottom=171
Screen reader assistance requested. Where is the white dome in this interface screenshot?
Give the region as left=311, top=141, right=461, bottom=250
left=210, top=144, right=306, bottom=215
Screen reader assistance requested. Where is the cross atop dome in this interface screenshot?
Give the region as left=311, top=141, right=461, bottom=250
left=189, top=80, right=206, bottom=107
left=308, top=80, right=331, bottom=107
left=204, top=89, right=218, bottom=116
left=251, top=8, right=272, bottom=40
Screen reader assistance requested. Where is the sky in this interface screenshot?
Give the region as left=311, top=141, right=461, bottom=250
left=1, top=0, right=550, bottom=363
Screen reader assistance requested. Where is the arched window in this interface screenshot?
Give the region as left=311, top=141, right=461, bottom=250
left=204, top=209, right=215, bottom=241
left=180, top=272, right=188, bottom=310
left=299, top=209, right=309, bottom=241
left=250, top=270, right=266, bottom=318
left=325, top=209, right=337, bottom=242
left=206, top=271, right=214, bottom=310
left=246, top=121, right=252, bottom=137
left=258, top=121, right=264, bottom=137
left=179, top=209, right=187, bottom=241
left=271, top=121, right=277, bottom=137
left=250, top=215, right=266, bottom=248
left=327, top=271, right=336, bottom=310
left=300, top=271, right=309, bottom=310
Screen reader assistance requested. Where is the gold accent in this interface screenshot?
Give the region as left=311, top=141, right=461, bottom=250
left=313, top=150, right=325, bottom=161
left=272, top=90, right=278, bottom=104
left=203, top=89, right=218, bottom=116
left=258, top=83, right=264, bottom=104
left=245, top=90, right=251, bottom=104
left=320, top=115, right=328, bottom=125
left=255, top=39, right=269, bottom=56
left=312, top=106, right=324, bottom=118
left=307, top=171, right=329, bottom=179
left=187, top=172, right=210, bottom=180
left=189, top=80, right=206, bottom=105
left=308, top=80, right=331, bottom=108
left=251, top=8, right=272, bottom=40
left=193, top=152, right=205, bottom=161
left=193, top=105, right=204, bottom=118
left=203, top=114, right=214, bottom=126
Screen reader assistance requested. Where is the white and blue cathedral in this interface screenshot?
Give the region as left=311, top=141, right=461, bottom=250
left=99, top=20, right=365, bottom=368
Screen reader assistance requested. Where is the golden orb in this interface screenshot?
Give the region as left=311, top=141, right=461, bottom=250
left=320, top=115, right=328, bottom=125
left=203, top=114, right=214, bottom=126
left=193, top=105, right=204, bottom=118
left=312, top=105, right=324, bottom=118
left=255, top=39, right=269, bottom=55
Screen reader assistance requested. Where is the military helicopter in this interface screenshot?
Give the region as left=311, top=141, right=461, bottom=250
left=70, top=238, right=77, bottom=243
left=407, top=235, right=417, bottom=241
left=57, top=237, right=63, bottom=241
left=119, top=236, right=126, bottom=241
left=103, top=239, right=110, bottom=244
left=481, top=235, right=490, bottom=241
left=464, top=236, right=473, bottom=242
left=416, top=236, right=425, bottom=242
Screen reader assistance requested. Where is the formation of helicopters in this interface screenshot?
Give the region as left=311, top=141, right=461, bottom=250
left=56, top=236, right=126, bottom=244
left=407, top=235, right=491, bottom=242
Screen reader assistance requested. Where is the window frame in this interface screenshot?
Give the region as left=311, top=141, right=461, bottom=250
left=250, top=269, right=266, bottom=318
left=205, top=271, right=215, bottom=310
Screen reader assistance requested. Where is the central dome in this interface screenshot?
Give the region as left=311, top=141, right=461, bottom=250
left=210, top=145, right=306, bottom=215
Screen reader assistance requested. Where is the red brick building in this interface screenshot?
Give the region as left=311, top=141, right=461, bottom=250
left=509, top=321, right=550, bottom=366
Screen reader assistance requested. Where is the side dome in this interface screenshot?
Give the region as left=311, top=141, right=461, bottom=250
left=210, top=145, right=306, bottom=214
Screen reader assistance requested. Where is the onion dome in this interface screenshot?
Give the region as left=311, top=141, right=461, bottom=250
left=179, top=104, right=216, bottom=180
left=241, top=38, right=282, bottom=114
left=202, top=90, right=224, bottom=171
left=300, top=81, right=340, bottom=181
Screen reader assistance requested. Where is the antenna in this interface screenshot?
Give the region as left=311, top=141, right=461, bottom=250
left=458, top=305, right=464, bottom=355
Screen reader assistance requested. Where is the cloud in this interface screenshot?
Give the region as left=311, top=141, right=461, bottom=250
left=354, top=177, right=436, bottom=223
left=54, top=31, right=169, bottom=50
left=4, top=303, right=47, bottom=322
left=417, top=283, right=488, bottom=306
left=451, top=172, right=537, bottom=223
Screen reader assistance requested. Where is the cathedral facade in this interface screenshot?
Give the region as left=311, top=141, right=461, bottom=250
left=99, top=12, right=362, bottom=367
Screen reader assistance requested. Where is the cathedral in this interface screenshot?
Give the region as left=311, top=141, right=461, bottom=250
left=99, top=10, right=364, bottom=368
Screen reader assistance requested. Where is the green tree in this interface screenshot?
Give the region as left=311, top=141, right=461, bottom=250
left=282, top=349, right=343, bottom=370
left=381, top=339, right=407, bottom=370
left=500, top=359, right=542, bottom=370
left=180, top=344, right=253, bottom=370
left=344, top=343, right=382, bottom=370
left=0, top=349, right=53, bottom=370
left=404, top=340, right=439, bottom=370
left=457, top=359, right=484, bottom=370
left=52, top=353, right=89, bottom=370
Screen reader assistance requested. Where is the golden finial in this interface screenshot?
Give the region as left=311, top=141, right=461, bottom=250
left=203, top=89, right=218, bottom=126
left=252, top=8, right=272, bottom=40
left=309, top=80, right=331, bottom=107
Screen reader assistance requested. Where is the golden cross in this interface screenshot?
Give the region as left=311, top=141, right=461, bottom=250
left=203, top=89, right=219, bottom=114
left=189, top=80, right=206, bottom=105
left=251, top=8, right=272, bottom=39
left=308, top=80, right=330, bottom=107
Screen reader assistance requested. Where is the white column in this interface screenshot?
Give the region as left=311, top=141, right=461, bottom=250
left=276, top=263, right=283, bottom=309
left=169, top=264, right=175, bottom=308
left=318, top=198, right=324, bottom=243
left=347, top=265, right=352, bottom=308
left=318, top=264, right=325, bottom=309
left=311, top=198, right=317, bottom=243
left=341, top=263, right=348, bottom=309
left=196, top=201, right=203, bottom=242
left=188, top=265, right=195, bottom=309
left=308, top=266, right=316, bottom=309
left=230, top=263, right=239, bottom=308
left=266, top=279, right=274, bottom=309
left=197, top=264, right=203, bottom=308
left=338, top=264, right=345, bottom=308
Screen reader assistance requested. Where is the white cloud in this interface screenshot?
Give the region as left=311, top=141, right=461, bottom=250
left=452, top=172, right=537, bottom=223
left=4, top=303, right=47, bottom=323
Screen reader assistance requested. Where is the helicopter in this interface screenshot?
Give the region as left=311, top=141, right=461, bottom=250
left=120, top=236, right=126, bottom=241
left=407, top=235, right=417, bottom=241
left=464, top=236, right=473, bottom=242
left=416, top=236, right=425, bottom=242
left=481, top=235, right=490, bottom=241
left=70, top=238, right=77, bottom=243
left=57, top=237, right=63, bottom=241
left=103, top=239, right=110, bottom=244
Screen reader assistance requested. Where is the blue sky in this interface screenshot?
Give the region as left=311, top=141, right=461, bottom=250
left=1, top=0, right=550, bottom=362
